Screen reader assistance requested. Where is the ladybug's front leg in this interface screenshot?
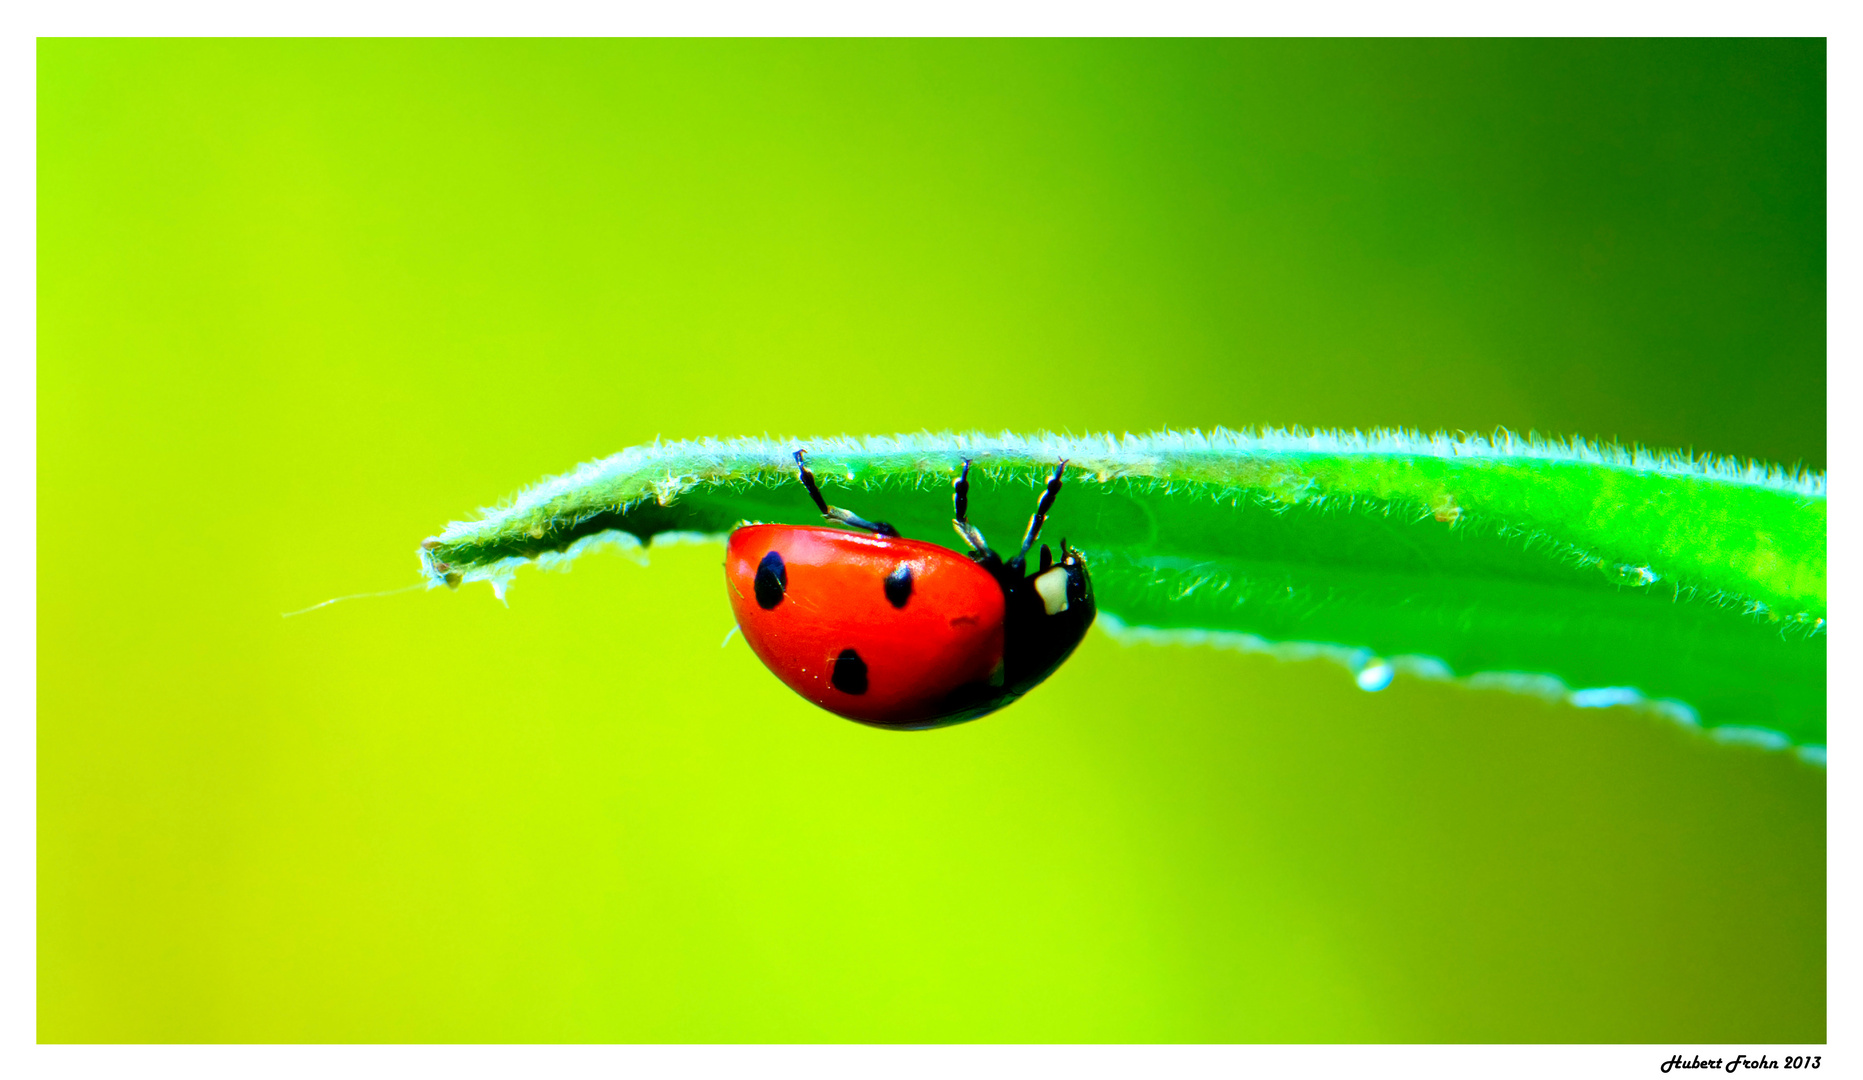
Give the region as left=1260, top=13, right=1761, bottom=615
left=1009, top=460, right=1067, bottom=570
left=793, top=449, right=899, bottom=537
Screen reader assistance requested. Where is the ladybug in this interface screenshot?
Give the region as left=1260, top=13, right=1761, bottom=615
left=725, top=450, right=1095, bottom=730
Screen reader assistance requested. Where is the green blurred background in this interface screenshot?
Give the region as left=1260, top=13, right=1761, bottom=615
left=39, top=40, right=1824, bottom=1042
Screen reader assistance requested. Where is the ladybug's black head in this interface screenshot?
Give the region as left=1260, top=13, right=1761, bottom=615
left=992, top=541, right=1096, bottom=702
left=1027, top=540, right=1093, bottom=622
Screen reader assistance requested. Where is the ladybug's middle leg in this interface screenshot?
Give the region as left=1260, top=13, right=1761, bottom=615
left=951, top=459, right=991, bottom=554
left=793, top=449, right=898, bottom=537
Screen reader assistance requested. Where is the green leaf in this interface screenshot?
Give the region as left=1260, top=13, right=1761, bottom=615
left=420, top=430, right=1827, bottom=758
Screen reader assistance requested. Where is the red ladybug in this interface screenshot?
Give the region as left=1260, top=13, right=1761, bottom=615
left=725, top=450, right=1095, bottom=730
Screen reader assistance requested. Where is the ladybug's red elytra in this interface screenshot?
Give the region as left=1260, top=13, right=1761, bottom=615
left=725, top=451, right=1095, bottom=730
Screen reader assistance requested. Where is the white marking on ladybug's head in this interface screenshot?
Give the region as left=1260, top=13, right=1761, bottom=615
left=1034, top=567, right=1070, bottom=615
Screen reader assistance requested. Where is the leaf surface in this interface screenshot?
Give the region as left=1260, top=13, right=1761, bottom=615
left=421, top=430, right=1827, bottom=756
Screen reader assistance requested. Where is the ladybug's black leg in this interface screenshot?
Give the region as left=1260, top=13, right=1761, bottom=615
left=794, top=449, right=899, bottom=537
left=951, top=459, right=990, bottom=554
left=1011, top=459, right=1067, bottom=568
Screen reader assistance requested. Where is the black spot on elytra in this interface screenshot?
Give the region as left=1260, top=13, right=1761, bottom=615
left=831, top=648, right=869, bottom=695
left=884, top=563, right=914, bottom=608
left=754, top=550, right=787, bottom=609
